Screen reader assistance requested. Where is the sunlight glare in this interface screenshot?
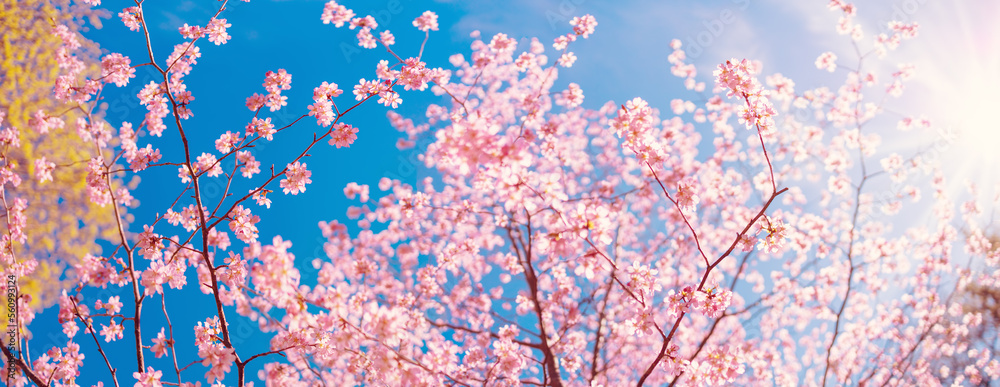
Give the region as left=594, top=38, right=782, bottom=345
left=949, top=70, right=1000, bottom=166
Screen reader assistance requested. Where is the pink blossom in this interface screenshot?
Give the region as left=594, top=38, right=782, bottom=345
left=675, top=180, right=700, bottom=212
left=196, top=153, right=223, bottom=177
left=252, top=188, right=272, bottom=208
left=379, top=30, right=395, bottom=46
left=714, top=58, right=761, bottom=97
left=488, top=33, right=517, bottom=54
left=29, top=110, right=64, bottom=134
left=353, top=78, right=381, bottom=101
left=237, top=150, right=260, bottom=177
left=133, top=367, right=163, bottom=387
left=737, top=234, right=757, bottom=252
left=815, top=51, right=838, bottom=72
left=329, top=122, right=358, bottom=148
left=625, top=261, right=659, bottom=299
left=557, top=52, right=577, bottom=67
left=246, top=117, right=276, bottom=141
left=245, top=93, right=266, bottom=111
left=151, top=328, right=171, bottom=358
left=59, top=320, right=80, bottom=339
left=119, top=6, right=142, bottom=32
left=321, top=1, right=355, bottom=27
left=205, top=18, right=231, bottom=45
left=229, top=205, right=260, bottom=243
left=199, top=344, right=236, bottom=382
left=265, top=93, right=287, bottom=111
left=208, top=228, right=231, bottom=250
left=34, top=157, right=56, bottom=183
left=570, top=14, right=598, bottom=38
left=756, top=218, right=787, bottom=254
left=557, top=83, right=584, bottom=108
left=100, top=53, right=135, bottom=87
left=313, top=81, right=343, bottom=100
left=98, top=296, right=123, bottom=314
left=553, top=34, right=573, bottom=50
left=412, top=11, right=439, bottom=32
left=688, top=346, right=746, bottom=385
left=375, top=60, right=398, bottom=82
left=398, top=57, right=431, bottom=91
left=308, top=99, right=335, bottom=126
left=127, top=144, right=162, bottom=172
left=349, top=15, right=378, bottom=30
left=356, top=28, right=377, bottom=48
left=700, top=287, right=732, bottom=318
left=136, top=225, right=163, bottom=260
left=4, top=198, right=27, bottom=244
left=514, top=52, right=536, bottom=71
left=179, top=23, right=204, bottom=39
left=100, top=321, right=124, bottom=342
left=215, top=131, right=241, bottom=153
left=377, top=90, right=402, bottom=108
left=141, top=260, right=168, bottom=296
left=343, top=182, right=370, bottom=202
left=280, top=161, right=312, bottom=195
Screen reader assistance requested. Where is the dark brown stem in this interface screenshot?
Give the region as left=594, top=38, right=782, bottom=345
left=2, top=343, right=50, bottom=386
left=520, top=211, right=564, bottom=387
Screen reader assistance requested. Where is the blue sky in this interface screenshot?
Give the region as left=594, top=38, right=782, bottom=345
left=23, top=0, right=1000, bottom=385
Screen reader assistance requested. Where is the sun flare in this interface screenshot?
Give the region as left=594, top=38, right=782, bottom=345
left=895, top=0, right=1000, bottom=196
left=944, top=62, right=1000, bottom=168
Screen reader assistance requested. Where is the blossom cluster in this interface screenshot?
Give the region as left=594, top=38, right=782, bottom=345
left=666, top=285, right=734, bottom=319
left=246, top=69, right=292, bottom=112
left=714, top=58, right=777, bottom=136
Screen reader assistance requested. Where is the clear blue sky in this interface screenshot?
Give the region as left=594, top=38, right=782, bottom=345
left=26, top=0, right=997, bottom=385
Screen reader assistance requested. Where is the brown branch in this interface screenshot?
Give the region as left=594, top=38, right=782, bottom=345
left=2, top=344, right=49, bottom=387
left=637, top=187, right=787, bottom=386
left=521, top=210, right=564, bottom=387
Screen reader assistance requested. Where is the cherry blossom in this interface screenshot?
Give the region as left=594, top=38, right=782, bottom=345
left=815, top=51, right=838, bottom=72
left=412, top=10, right=439, bottom=32
left=133, top=367, right=164, bottom=387
left=100, top=53, right=135, bottom=87
left=119, top=6, right=142, bottom=32
left=33, top=157, right=55, bottom=183
left=328, top=122, right=358, bottom=148
left=7, top=3, right=995, bottom=387
left=151, top=328, right=171, bottom=358
left=205, top=18, right=232, bottom=45
left=279, top=161, right=311, bottom=195
left=245, top=117, right=276, bottom=141
left=99, top=320, right=124, bottom=342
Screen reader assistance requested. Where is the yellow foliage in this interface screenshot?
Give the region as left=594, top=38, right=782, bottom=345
left=0, top=0, right=123, bottom=331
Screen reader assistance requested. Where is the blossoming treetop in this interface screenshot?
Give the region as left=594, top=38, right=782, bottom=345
left=1, top=0, right=997, bottom=386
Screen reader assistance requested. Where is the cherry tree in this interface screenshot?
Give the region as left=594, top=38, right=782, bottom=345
left=2, top=1, right=998, bottom=386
